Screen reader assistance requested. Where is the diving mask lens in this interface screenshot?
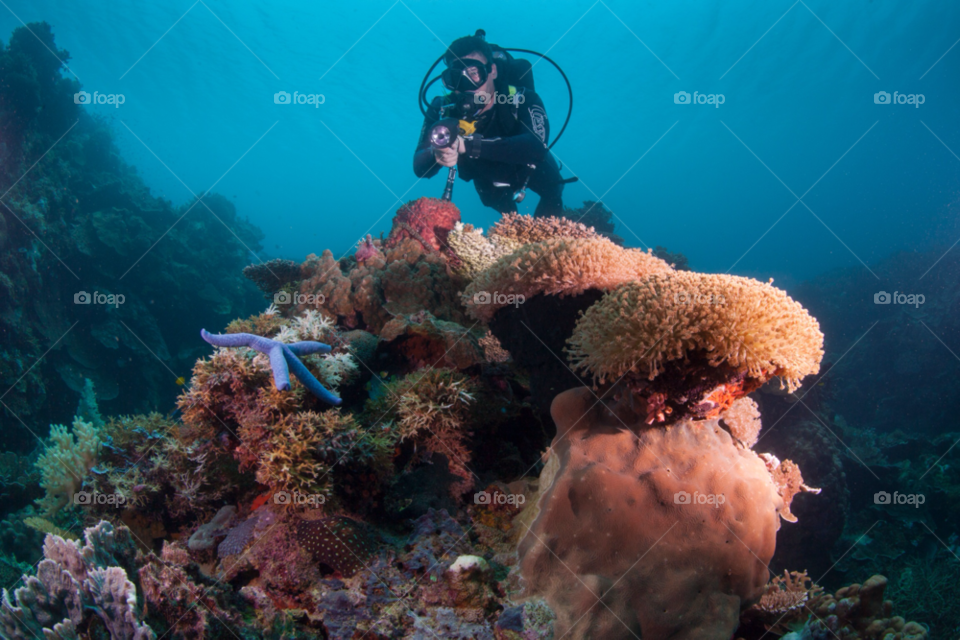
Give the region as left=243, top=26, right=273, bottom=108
left=441, top=59, right=488, bottom=92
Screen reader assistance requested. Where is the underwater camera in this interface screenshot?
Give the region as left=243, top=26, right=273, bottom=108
left=429, top=118, right=466, bottom=202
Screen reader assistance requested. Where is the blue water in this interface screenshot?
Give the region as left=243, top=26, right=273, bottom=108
left=5, top=0, right=958, bottom=286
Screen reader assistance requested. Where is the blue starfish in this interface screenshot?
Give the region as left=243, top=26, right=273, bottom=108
left=200, top=329, right=342, bottom=406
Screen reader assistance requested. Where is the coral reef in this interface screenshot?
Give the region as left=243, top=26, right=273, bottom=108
left=387, top=197, right=461, bottom=253
left=35, top=417, right=100, bottom=516
left=243, top=258, right=303, bottom=295
left=566, top=273, right=823, bottom=424
left=518, top=387, right=805, bottom=639
left=0, top=521, right=154, bottom=639
left=365, top=369, right=478, bottom=497
left=463, top=236, right=672, bottom=322
left=781, top=575, right=928, bottom=640
left=200, top=328, right=342, bottom=405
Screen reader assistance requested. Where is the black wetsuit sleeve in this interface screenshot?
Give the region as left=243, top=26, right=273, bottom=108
left=413, top=98, right=443, bottom=179
left=463, top=90, right=550, bottom=165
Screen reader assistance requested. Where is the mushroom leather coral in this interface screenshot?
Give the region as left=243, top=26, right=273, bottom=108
left=518, top=387, right=785, bottom=640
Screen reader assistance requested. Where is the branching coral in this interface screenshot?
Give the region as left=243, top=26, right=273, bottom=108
left=0, top=521, right=154, bottom=640
left=446, top=222, right=521, bottom=278
left=462, top=237, right=672, bottom=322
left=365, top=370, right=478, bottom=496
left=35, top=417, right=101, bottom=516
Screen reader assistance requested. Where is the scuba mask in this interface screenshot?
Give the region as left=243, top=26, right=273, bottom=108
left=441, top=58, right=490, bottom=92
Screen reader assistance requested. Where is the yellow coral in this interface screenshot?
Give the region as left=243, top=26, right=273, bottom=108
left=463, top=237, right=672, bottom=322
left=35, top=417, right=101, bottom=515
left=447, top=222, right=521, bottom=277
left=566, top=272, right=823, bottom=390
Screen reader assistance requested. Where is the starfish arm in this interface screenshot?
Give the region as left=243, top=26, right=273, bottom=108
left=285, top=341, right=333, bottom=356
left=201, top=329, right=254, bottom=348
left=282, top=345, right=342, bottom=406
left=268, top=344, right=292, bottom=391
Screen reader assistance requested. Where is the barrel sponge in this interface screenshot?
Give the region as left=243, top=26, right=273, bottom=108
left=462, top=237, right=672, bottom=322
left=566, top=272, right=824, bottom=391
left=518, top=387, right=784, bottom=639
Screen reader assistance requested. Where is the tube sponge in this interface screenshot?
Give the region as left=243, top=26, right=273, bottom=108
left=566, top=272, right=823, bottom=391
left=463, top=237, right=672, bottom=322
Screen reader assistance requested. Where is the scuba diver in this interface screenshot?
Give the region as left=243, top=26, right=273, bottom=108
left=413, top=31, right=575, bottom=218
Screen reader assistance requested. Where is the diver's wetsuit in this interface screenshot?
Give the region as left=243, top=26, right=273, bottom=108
left=413, top=86, right=564, bottom=218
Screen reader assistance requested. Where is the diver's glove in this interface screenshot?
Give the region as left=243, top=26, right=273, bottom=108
left=435, top=137, right=466, bottom=167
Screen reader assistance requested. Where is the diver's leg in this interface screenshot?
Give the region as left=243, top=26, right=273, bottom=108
left=528, top=154, right=565, bottom=218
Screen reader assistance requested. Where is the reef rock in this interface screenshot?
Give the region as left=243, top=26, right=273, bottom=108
left=519, top=386, right=793, bottom=639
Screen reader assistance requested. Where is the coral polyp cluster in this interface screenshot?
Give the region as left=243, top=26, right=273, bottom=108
left=567, top=272, right=823, bottom=390
left=463, top=236, right=672, bottom=322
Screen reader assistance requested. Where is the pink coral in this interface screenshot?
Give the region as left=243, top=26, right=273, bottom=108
left=355, top=234, right=380, bottom=263
left=387, top=197, right=461, bottom=253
